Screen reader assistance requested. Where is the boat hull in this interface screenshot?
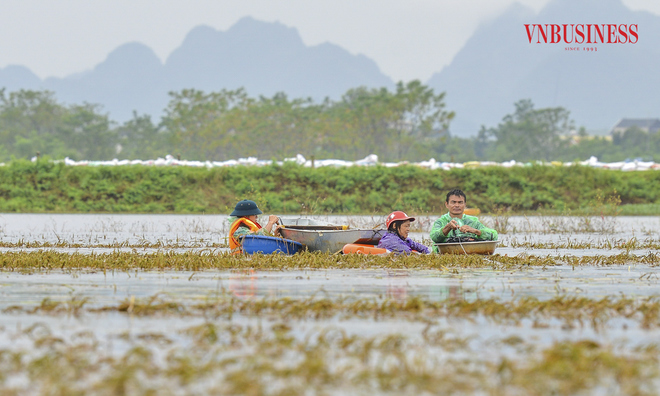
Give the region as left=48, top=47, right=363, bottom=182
left=241, top=235, right=303, bottom=255
left=280, top=227, right=387, bottom=253
left=435, top=240, right=498, bottom=255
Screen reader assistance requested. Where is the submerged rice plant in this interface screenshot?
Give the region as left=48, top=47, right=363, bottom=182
left=1, top=251, right=660, bottom=273
left=0, top=321, right=658, bottom=395
left=5, top=293, right=660, bottom=329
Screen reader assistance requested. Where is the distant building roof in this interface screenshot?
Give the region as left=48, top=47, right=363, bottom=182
left=611, top=118, right=660, bottom=134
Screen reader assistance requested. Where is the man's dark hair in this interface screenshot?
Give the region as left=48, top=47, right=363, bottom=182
left=445, top=189, right=467, bottom=203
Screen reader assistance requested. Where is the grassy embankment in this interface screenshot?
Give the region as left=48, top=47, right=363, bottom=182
left=1, top=159, right=659, bottom=215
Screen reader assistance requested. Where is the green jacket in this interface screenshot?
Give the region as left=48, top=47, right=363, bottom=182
left=430, top=213, right=498, bottom=253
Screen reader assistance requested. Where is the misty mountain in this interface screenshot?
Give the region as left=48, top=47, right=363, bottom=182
left=0, top=17, right=393, bottom=122
left=0, top=65, right=41, bottom=93
left=43, top=42, right=167, bottom=118
left=164, top=19, right=391, bottom=100
left=427, top=0, right=660, bottom=136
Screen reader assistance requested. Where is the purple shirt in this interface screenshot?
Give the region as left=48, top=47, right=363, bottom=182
left=377, top=232, right=430, bottom=255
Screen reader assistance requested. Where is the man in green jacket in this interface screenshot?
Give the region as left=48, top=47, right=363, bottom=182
left=430, top=189, right=498, bottom=253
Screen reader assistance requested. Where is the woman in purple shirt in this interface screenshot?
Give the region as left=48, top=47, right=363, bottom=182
left=378, top=211, right=430, bottom=255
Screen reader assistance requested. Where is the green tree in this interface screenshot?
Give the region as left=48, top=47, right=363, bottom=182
left=239, top=93, right=321, bottom=159
left=560, top=136, right=616, bottom=162
left=428, top=134, right=479, bottom=163
left=327, top=80, right=454, bottom=161
left=0, top=89, right=118, bottom=161
left=116, top=112, right=172, bottom=159
left=0, top=89, right=68, bottom=160
left=479, top=99, right=573, bottom=162
left=60, top=103, right=116, bottom=160
left=391, top=80, right=455, bottom=159
left=162, top=88, right=253, bottom=160
left=161, top=82, right=454, bottom=162
left=611, top=126, right=657, bottom=160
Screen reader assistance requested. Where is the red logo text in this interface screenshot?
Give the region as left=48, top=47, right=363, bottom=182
left=524, top=24, right=638, bottom=44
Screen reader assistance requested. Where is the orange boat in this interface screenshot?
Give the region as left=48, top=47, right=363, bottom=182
left=464, top=208, right=481, bottom=216
left=342, top=243, right=390, bottom=255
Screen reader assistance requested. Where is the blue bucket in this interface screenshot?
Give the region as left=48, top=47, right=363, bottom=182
left=241, top=235, right=303, bottom=255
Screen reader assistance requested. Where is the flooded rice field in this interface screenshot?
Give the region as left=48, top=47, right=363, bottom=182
left=1, top=213, right=660, bottom=394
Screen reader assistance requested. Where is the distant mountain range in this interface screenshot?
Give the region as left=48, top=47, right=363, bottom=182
left=1, top=0, right=659, bottom=135
left=0, top=17, right=393, bottom=122
left=427, top=0, right=660, bottom=135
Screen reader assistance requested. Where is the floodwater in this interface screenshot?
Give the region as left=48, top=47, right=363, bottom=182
left=1, top=213, right=660, bottom=393
left=0, top=212, right=658, bottom=251
left=1, top=213, right=659, bottom=303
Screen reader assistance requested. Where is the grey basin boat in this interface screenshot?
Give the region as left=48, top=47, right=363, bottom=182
left=279, top=226, right=387, bottom=253
left=435, top=240, right=499, bottom=255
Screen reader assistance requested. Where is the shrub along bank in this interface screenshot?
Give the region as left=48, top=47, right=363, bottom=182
left=1, top=160, right=659, bottom=214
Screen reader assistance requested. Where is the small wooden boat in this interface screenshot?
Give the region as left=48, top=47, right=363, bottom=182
left=435, top=240, right=498, bottom=255
left=342, top=243, right=390, bottom=255
left=280, top=226, right=387, bottom=253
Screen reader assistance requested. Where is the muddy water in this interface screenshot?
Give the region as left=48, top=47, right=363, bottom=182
left=1, top=213, right=660, bottom=390
left=1, top=213, right=659, bottom=307
left=1, top=265, right=658, bottom=308
left=0, top=213, right=658, bottom=252
left=0, top=213, right=228, bottom=247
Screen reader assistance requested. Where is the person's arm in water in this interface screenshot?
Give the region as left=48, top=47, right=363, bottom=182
left=407, top=238, right=430, bottom=254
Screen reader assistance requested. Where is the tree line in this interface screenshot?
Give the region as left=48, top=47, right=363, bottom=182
left=0, top=85, right=658, bottom=163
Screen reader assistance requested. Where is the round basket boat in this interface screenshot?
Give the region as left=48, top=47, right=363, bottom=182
left=435, top=240, right=498, bottom=255
left=241, top=235, right=303, bottom=255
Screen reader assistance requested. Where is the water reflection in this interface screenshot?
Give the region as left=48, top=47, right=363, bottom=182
left=385, top=270, right=409, bottom=300
left=228, top=269, right=257, bottom=299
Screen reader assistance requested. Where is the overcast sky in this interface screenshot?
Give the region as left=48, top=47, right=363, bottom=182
left=1, top=0, right=658, bottom=82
